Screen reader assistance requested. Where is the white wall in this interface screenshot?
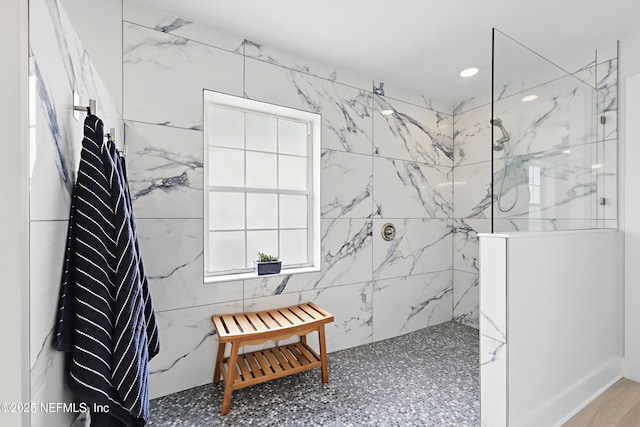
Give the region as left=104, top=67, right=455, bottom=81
left=620, top=31, right=640, bottom=381
left=0, top=0, right=29, bottom=426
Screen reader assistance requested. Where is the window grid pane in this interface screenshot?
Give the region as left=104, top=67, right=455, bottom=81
left=205, top=95, right=316, bottom=277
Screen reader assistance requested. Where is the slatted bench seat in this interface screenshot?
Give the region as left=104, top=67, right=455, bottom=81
left=211, top=302, right=334, bottom=414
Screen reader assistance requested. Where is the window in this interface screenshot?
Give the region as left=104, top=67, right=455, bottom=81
left=204, top=91, right=321, bottom=281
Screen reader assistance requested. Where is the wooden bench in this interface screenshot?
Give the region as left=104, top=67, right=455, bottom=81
left=211, top=302, right=334, bottom=414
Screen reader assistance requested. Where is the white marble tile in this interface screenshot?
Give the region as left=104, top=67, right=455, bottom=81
left=123, top=2, right=244, bottom=53
left=373, top=157, right=452, bottom=218
left=136, top=218, right=244, bottom=312
left=148, top=300, right=243, bottom=399
left=321, top=149, right=372, bottom=219
left=30, top=0, right=123, bottom=221
left=453, top=218, right=491, bottom=274
left=479, top=235, right=507, bottom=344
left=453, top=103, right=491, bottom=167
left=243, top=218, right=373, bottom=296
left=480, top=334, right=507, bottom=427
left=453, top=160, right=492, bottom=219
left=29, top=220, right=77, bottom=427
left=123, top=22, right=243, bottom=129
left=244, top=40, right=372, bottom=93
left=453, top=270, right=479, bottom=329
left=245, top=57, right=373, bottom=155
left=373, top=80, right=452, bottom=115
left=372, top=272, right=452, bottom=342
left=373, top=95, right=453, bottom=166
left=125, top=121, right=204, bottom=219
left=372, top=219, right=452, bottom=280
left=244, top=282, right=374, bottom=354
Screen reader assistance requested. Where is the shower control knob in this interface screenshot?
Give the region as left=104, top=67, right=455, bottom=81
left=381, top=223, right=396, bottom=241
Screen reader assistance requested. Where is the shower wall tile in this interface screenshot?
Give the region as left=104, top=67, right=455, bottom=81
left=244, top=282, right=374, bottom=354
left=373, top=157, right=452, bottom=218
left=30, top=0, right=123, bottom=221
left=29, top=221, right=76, bottom=427
left=148, top=300, right=244, bottom=399
left=244, top=57, right=374, bottom=155
left=373, top=94, right=453, bottom=166
left=321, top=149, right=373, bottom=219
left=125, top=121, right=204, bottom=219
left=123, top=3, right=243, bottom=53
left=453, top=218, right=491, bottom=274
left=453, top=103, right=491, bottom=167
left=136, top=218, right=244, bottom=312
left=243, top=218, right=373, bottom=297
left=453, top=270, right=479, bottom=329
left=243, top=40, right=372, bottom=93
left=453, top=160, right=492, bottom=219
left=123, top=22, right=243, bottom=130
left=373, top=80, right=452, bottom=115
left=30, top=0, right=125, bottom=423
left=372, top=219, right=452, bottom=280
left=372, top=272, right=452, bottom=342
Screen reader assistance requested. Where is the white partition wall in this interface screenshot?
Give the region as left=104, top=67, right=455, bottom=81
left=480, top=230, right=622, bottom=427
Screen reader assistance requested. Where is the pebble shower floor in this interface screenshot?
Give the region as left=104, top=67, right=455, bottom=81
left=148, top=321, right=480, bottom=426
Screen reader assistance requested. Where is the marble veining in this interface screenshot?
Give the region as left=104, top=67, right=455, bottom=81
left=321, top=149, right=373, bottom=219
left=29, top=0, right=125, bottom=426
left=245, top=57, right=374, bottom=155
left=373, top=157, right=452, bottom=218
left=125, top=121, right=204, bottom=218
left=373, top=219, right=452, bottom=280
left=373, top=94, right=453, bottom=165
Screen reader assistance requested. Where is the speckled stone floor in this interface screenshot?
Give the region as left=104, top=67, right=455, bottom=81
left=148, top=321, right=480, bottom=426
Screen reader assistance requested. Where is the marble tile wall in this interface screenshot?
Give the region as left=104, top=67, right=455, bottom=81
left=451, top=51, right=618, bottom=330
left=29, top=0, right=123, bottom=426
left=123, top=3, right=454, bottom=399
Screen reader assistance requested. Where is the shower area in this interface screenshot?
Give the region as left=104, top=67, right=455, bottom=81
left=25, top=0, right=622, bottom=424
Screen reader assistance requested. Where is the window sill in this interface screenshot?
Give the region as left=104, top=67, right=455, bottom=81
left=204, top=266, right=321, bottom=284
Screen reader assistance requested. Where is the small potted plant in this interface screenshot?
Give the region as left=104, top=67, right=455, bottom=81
left=255, top=252, right=282, bottom=275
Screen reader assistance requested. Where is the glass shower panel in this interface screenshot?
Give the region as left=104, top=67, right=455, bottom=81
left=491, top=29, right=613, bottom=232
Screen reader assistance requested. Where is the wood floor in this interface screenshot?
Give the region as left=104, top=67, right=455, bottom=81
left=564, top=378, right=640, bottom=426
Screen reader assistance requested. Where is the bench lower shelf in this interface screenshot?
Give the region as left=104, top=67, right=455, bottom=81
left=220, top=341, right=322, bottom=390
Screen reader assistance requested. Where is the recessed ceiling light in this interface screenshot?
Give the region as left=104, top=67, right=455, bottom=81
left=592, top=163, right=602, bottom=169
left=459, top=67, right=479, bottom=78
left=381, top=109, right=394, bottom=116
left=522, top=95, right=538, bottom=102
left=563, top=149, right=571, bottom=154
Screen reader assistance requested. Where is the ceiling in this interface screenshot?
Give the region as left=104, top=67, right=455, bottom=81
left=128, top=0, right=640, bottom=109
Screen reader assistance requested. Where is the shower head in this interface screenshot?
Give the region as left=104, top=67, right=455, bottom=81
left=491, top=116, right=511, bottom=151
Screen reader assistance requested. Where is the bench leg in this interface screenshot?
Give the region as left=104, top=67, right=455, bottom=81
left=213, top=341, right=225, bottom=383
left=318, top=325, right=329, bottom=383
left=221, top=343, right=239, bottom=415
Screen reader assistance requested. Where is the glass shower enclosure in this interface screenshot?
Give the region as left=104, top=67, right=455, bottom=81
left=491, top=29, right=617, bottom=232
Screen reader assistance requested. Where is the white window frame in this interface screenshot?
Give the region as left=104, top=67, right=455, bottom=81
left=203, top=90, right=321, bottom=283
